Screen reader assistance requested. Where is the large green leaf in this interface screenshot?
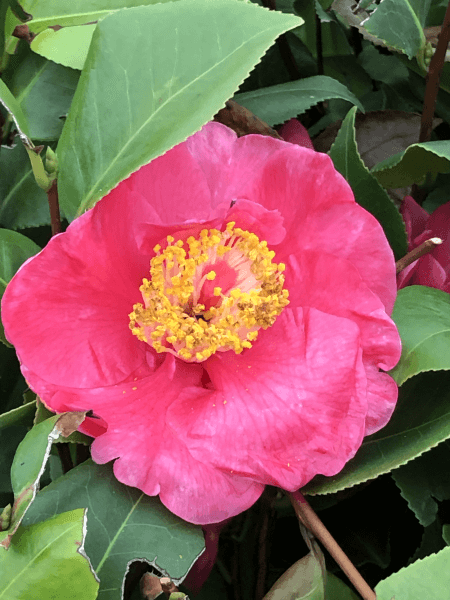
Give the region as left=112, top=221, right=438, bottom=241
left=371, top=140, right=450, bottom=188
left=375, top=546, right=450, bottom=600
left=303, top=369, right=450, bottom=495
left=14, top=0, right=179, bottom=33
left=31, top=24, right=97, bottom=71
left=392, top=439, right=450, bottom=527
left=0, top=229, right=40, bottom=346
left=362, top=0, right=425, bottom=60
left=0, top=143, right=50, bottom=229
left=408, top=0, right=432, bottom=28
left=0, top=413, right=85, bottom=548
left=234, top=75, right=363, bottom=127
left=23, top=461, right=205, bottom=600
left=328, top=106, right=407, bottom=259
left=57, top=0, right=302, bottom=220
left=0, top=78, right=30, bottom=142
left=3, top=44, right=80, bottom=141
left=0, top=509, right=99, bottom=600
left=390, top=286, right=450, bottom=386
left=263, top=524, right=325, bottom=600
left=324, top=573, right=360, bottom=600
left=0, top=403, right=36, bottom=432
left=0, top=229, right=40, bottom=285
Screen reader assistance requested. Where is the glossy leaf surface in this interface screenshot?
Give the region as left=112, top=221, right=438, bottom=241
left=57, top=0, right=301, bottom=219
left=235, top=75, right=363, bottom=127
left=390, top=286, right=450, bottom=386
left=375, top=546, right=450, bottom=600
left=0, top=509, right=99, bottom=600
left=304, top=369, right=450, bottom=495
left=328, top=106, right=407, bottom=259
left=23, top=461, right=205, bottom=600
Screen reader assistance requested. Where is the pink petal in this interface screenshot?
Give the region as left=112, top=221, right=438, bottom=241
left=286, top=251, right=401, bottom=371
left=222, top=143, right=397, bottom=313
left=225, top=198, right=286, bottom=245
left=415, top=253, right=447, bottom=289
left=424, top=200, right=450, bottom=272
left=116, top=139, right=215, bottom=223
left=278, top=118, right=314, bottom=150
left=25, top=354, right=263, bottom=524
left=167, top=308, right=368, bottom=491
left=2, top=205, right=150, bottom=388
left=400, top=196, right=429, bottom=248
left=363, top=362, right=398, bottom=435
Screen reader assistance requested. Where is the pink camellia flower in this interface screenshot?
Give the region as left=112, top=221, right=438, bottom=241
left=398, top=195, right=450, bottom=291
left=2, top=122, right=401, bottom=525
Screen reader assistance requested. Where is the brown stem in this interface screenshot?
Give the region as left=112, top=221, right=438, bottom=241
left=289, top=491, right=376, bottom=600
left=419, top=0, right=450, bottom=145
left=47, top=179, right=62, bottom=236
left=396, top=237, right=443, bottom=273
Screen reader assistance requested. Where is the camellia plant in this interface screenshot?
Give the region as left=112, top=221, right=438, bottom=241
left=2, top=1, right=450, bottom=600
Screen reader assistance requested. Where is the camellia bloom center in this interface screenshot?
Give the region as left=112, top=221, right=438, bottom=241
left=129, top=221, right=289, bottom=362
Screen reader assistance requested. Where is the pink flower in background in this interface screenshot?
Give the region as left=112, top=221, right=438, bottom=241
left=278, top=118, right=314, bottom=150
left=2, top=122, right=401, bottom=525
left=398, top=196, right=450, bottom=291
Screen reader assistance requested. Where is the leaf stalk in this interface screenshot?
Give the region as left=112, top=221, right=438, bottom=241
left=289, top=491, right=376, bottom=600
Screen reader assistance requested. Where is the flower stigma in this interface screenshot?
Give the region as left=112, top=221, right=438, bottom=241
left=129, top=222, right=289, bottom=362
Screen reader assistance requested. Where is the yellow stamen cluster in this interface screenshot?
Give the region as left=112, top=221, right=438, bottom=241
left=129, top=222, right=289, bottom=362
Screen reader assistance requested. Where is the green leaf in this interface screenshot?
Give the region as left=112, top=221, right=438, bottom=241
left=0, top=413, right=85, bottom=547
left=0, top=144, right=50, bottom=229
left=375, top=546, right=450, bottom=600
left=443, top=525, right=450, bottom=546
left=264, top=523, right=325, bottom=600
left=0, top=509, right=99, bottom=600
left=371, top=141, right=450, bottom=188
left=390, top=286, right=450, bottom=386
left=303, top=369, right=450, bottom=495
left=408, top=0, right=432, bottom=28
left=23, top=461, right=205, bottom=599
left=234, top=75, right=363, bottom=127
left=17, top=0, right=180, bottom=33
left=0, top=78, right=30, bottom=142
left=328, top=106, right=407, bottom=260
left=392, top=439, right=450, bottom=527
left=362, top=0, right=425, bottom=60
left=0, top=229, right=40, bottom=346
left=30, top=24, right=97, bottom=71
left=0, top=402, right=36, bottom=432
left=3, top=44, right=80, bottom=141
left=57, top=0, right=302, bottom=220
left=34, top=398, right=92, bottom=446
left=0, top=229, right=41, bottom=285
left=324, top=573, right=360, bottom=600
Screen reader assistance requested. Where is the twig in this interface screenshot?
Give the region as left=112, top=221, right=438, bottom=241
left=395, top=237, right=443, bottom=273
left=289, top=491, right=376, bottom=600
left=47, top=180, right=62, bottom=236
left=419, top=0, right=450, bottom=144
